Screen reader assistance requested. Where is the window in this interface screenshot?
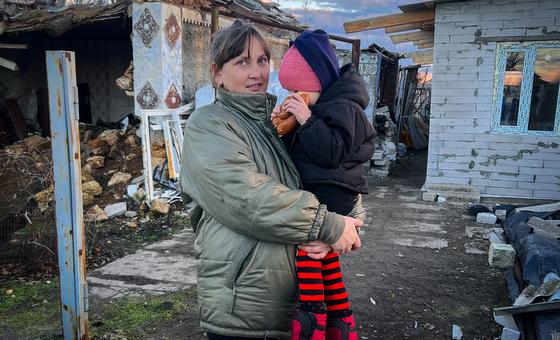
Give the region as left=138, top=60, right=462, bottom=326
left=492, top=41, right=560, bottom=136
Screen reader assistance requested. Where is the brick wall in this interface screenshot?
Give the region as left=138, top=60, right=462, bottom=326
left=427, top=0, right=560, bottom=199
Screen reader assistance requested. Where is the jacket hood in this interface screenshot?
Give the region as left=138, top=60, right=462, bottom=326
left=215, top=87, right=277, bottom=120
left=316, top=64, right=369, bottom=110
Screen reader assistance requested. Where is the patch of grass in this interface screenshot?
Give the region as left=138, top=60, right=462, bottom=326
left=90, top=288, right=197, bottom=339
left=0, top=280, right=61, bottom=339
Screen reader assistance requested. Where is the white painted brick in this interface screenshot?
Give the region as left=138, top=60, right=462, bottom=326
left=533, top=190, right=560, bottom=199
left=522, top=152, right=558, bottom=160
left=433, top=133, right=475, bottom=141
left=438, top=155, right=477, bottom=163
left=447, top=50, right=496, bottom=59
left=432, top=147, right=473, bottom=156
left=485, top=187, right=532, bottom=197
left=518, top=181, right=560, bottom=190
left=489, top=142, right=537, bottom=150
left=450, top=35, right=477, bottom=43
left=488, top=173, right=535, bottom=182
left=540, top=0, right=560, bottom=9
left=434, top=72, right=479, bottom=81
left=519, top=167, right=558, bottom=175
left=475, top=134, right=523, bottom=143
left=504, top=18, right=555, bottom=28
left=442, top=169, right=486, bottom=179
left=471, top=179, right=518, bottom=188
left=444, top=141, right=490, bottom=149
left=544, top=160, right=560, bottom=168
left=496, top=159, right=544, bottom=167
left=428, top=177, right=473, bottom=186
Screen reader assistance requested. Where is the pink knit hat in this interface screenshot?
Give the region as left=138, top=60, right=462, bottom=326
left=278, top=45, right=322, bottom=92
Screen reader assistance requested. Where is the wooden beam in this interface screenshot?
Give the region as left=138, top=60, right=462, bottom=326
left=344, top=9, right=435, bottom=34
left=390, top=30, right=433, bottom=44
left=413, top=55, right=433, bottom=65
left=0, top=43, right=29, bottom=49
left=417, top=43, right=434, bottom=49
left=384, top=21, right=433, bottom=34
left=403, top=49, right=433, bottom=59
left=0, top=56, right=19, bottom=71
left=412, top=38, right=434, bottom=45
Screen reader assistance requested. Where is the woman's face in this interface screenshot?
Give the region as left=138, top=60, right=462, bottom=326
left=213, top=36, right=270, bottom=94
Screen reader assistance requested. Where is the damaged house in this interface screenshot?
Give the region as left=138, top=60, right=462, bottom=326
left=345, top=0, right=560, bottom=200
left=0, top=0, right=299, bottom=146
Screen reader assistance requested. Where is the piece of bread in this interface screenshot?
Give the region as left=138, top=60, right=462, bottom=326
left=272, top=93, right=311, bottom=136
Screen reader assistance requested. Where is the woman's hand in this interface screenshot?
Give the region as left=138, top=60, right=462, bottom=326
left=298, top=241, right=332, bottom=260
left=331, top=216, right=362, bottom=254
left=284, top=94, right=311, bottom=125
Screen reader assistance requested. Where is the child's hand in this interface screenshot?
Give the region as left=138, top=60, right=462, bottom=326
left=298, top=241, right=332, bottom=259
left=284, top=94, right=311, bottom=125
left=271, top=105, right=281, bottom=121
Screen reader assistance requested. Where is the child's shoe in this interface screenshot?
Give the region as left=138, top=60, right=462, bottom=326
left=291, top=310, right=327, bottom=340
left=325, top=315, right=357, bottom=340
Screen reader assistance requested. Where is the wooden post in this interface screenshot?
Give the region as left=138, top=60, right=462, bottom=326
left=46, top=50, right=89, bottom=340
left=351, top=40, right=361, bottom=70
left=211, top=5, right=219, bottom=37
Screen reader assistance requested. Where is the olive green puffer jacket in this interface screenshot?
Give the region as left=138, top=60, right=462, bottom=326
left=179, top=88, right=345, bottom=338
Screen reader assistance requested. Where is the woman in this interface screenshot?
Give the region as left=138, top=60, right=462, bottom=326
left=179, top=20, right=362, bottom=339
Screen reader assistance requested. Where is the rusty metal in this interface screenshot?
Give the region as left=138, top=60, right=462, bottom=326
left=46, top=51, right=89, bottom=340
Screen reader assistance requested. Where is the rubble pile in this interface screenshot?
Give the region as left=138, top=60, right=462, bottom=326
left=369, top=106, right=398, bottom=177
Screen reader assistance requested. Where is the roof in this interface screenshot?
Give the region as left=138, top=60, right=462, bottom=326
left=0, top=0, right=298, bottom=36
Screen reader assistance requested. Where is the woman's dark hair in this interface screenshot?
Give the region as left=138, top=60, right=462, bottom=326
left=210, top=20, right=271, bottom=71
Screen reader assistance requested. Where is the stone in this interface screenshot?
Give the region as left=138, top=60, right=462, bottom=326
left=527, top=217, right=560, bottom=239
left=124, top=153, right=136, bottom=161
left=437, top=196, right=447, bottom=204
left=82, top=180, right=102, bottom=197
left=87, top=138, right=108, bottom=156
left=495, top=209, right=507, bottom=221
left=84, top=205, right=108, bottom=222
left=151, top=198, right=170, bottom=215
left=488, top=243, right=516, bottom=268
left=126, top=222, right=138, bottom=229
left=372, top=151, right=384, bottom=160
left=108, top=144, right=120, bottom=160
left=82, top=192, right=95, bottom=206
left=127, top=185, right=139, bottom=197
left=104, top=202, right=127, bottom=218
left=152, top=146, right=167, bottom=158
left=374, top=159, right=388, bottom=166
left=422, top=192, right=437, bottom=202
left=87, top=156, right=105, bottom=169
left=132, top=187, right=145, bottom=204
left=124, top=134, right=138, bottom=148
left=452, top=325, right=463, bottom=340
left=465, top=226, right=491, bottom=239
left=81, top=164, right=94, bottom=182
left=35, top=185, right=54, bottom=212
left=131, top=175, right=144, bottom=185
left=477, top=212, right=497, bottom=224
left=108, top=172, right=132, bottom=187
left=140, top=216, right=150, bottom=223
left=98, top=130, right=122, bottom=146
left=124, top=211, right=138, bottom=218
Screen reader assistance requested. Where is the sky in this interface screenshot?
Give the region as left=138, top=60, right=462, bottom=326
left=270, top=0, right=423, bottom=52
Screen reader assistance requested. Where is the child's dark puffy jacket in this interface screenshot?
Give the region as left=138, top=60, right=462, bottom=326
left=289, top=63, right=376, bottom=194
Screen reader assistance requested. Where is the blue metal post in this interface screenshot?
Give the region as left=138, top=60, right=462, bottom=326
left=46, top=51, right=89, bottom=340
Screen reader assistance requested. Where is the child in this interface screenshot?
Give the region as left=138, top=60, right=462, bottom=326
left=275, top=30, right=376, bottom=340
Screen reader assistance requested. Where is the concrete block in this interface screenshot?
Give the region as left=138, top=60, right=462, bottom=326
left=372, top=151, right=384, bottom=160
left=477, top=212, right=497, bottom=224
left=422, top=192, right=437, bottom=202
left=374, top=159, right=388, bottom=166
left=488, top=243, right=516, bottom=268
left=495, top=209, right=507, bottom=221
left=104, top=202, right=127, bottom=218
left=437, top=196, right=447, bottom=204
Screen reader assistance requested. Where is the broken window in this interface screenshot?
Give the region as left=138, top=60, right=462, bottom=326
left=492, top=42, right=560, bottom=136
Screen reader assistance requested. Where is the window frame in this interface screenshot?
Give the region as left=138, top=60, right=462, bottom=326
left=492, top=41, right=560, bottom=136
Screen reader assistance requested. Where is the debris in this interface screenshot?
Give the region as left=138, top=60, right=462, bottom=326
left=6, top=289, right=13, bottom=295
left=355, top=273, right=366, bottom=277
left=515, top=202, right=560, bottom=213
left=84, top=205, right=109, bottom=223
left=477, top=212, right=497, bottom=225
left=489, top=228, right=507, bottom=244
left=34, top=185, right=54, bottom=212
left=124, top=211, right=137, bottom=218
left=494, top=209, right=507, bottom=221
left=465, top=226, right=491, bottom=239
left=132, top=188, right=145, bottom=204
left=126, top=222, right=138, bottom=229
left=452, top=324, right=463, bottom=339
left=127, top=184, right=139, bottom=197
left=87, top=138, right=109, bottom=156
left=108, top=172, right=132, bottom=187
left=480, top=305, right=490, bottom=312
left=527, top=217, right=560, bottom=239
left=437, top=196, right=447, bottom=204
left=467, top=204, right=491, bottom=216
left=422, top=192, right=437, bottom=202
left=488, top=243, right=516, bottom=268
left=369, top=297, right=376, bottom=305
left=82, top=180, right=102, bottom=197
left=81, top=163, right=94, bottom=182
left=423, top=323, right=435, bottom=330
left=87, top=156, right=105, bottom=169
left=151, top=198, right=170, bottom=215
left=140, top=216, right=150, bottom=224
left=98, top=129, right=122, bottom=146
left=23, top=135, right=50, bottom=152
left=104, top=202, right=127, bottom=218
left=131, top=175, right=144, bottom=185
left=464, top=240, right=487, bottom=255
left=124, top=153, right=137, bottom=161
left=513, top=272, right=560, bottom=306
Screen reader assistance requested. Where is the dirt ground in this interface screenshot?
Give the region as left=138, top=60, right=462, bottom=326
left=153, top=149, right=510, bottom=340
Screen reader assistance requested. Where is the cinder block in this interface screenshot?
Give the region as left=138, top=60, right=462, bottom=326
left=494, top=209, right=507, bottom=220
left=422, top=192, right=437, bottom=202
left=488, top=243, right=516, bottom=268
left=477, top=212, right=497, bottom=224
left=372, top=151, right=384, bottom=160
